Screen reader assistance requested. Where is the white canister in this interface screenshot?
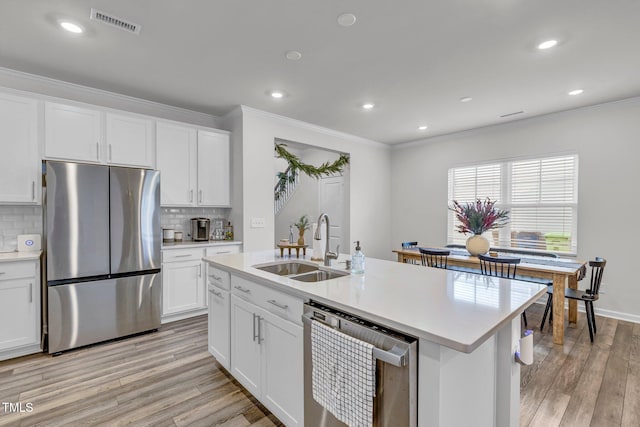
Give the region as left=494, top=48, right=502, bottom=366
left=162, top=228, right=175, bottom=242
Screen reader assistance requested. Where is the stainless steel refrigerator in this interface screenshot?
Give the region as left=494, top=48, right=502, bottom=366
left=43, top=161, right=161, bottom=354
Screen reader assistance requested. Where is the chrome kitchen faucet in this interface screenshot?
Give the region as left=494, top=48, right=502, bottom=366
left=314, top=212, right=339, bottom=266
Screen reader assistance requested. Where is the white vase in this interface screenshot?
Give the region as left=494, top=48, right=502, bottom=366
left=466, top=234, right=490, bottom=256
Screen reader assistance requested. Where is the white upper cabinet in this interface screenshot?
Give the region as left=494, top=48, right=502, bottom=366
left=105, top=113, right=154, bottom=168
left=0, top=93, right=40, bottom=204
left=45, top=102, right=102, bottom=163
left=197, top=130, right=230, bottom=207
left=156, top=121, right=197, bottom=206
left=157, top=123, right=231, bottom=207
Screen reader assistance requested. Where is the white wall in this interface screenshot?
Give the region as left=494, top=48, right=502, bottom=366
left=391, top=97, right=640, bottom=321
left=240, top=106, right=392, bottom=260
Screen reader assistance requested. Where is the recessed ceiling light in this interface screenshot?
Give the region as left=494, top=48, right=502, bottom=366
left=537, top=39, right=558, bottom=50
left=459, top=97, right=473, bottom=103
left=362, top=103, right=375, bottom=110
left=59, top=21, right=84, bottom=34
left=418, top=125, right=428, bottom=131
left=568, top=89, right=584, bottom=96
left=268, top=90, right=286, bottom=99
left=285, top=50, right=302, bottom=61
left=337, top=13, right=357, bottom=27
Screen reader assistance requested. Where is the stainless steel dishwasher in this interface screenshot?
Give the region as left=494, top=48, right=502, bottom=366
left=302, top=301, right=418, bottom=427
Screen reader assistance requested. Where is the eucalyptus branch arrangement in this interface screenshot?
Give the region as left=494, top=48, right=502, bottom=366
left=294, top=214, right=310, bottom=233
left=274, top=143, right=350, bottom=201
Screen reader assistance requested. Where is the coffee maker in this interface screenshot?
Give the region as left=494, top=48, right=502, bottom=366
left=191, top=218, right=210, bottom=241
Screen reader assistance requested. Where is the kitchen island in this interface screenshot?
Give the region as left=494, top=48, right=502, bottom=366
left=203, top=250, right=547, bottom=427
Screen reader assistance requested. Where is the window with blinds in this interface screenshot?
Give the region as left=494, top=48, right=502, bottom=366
left=447, top=155, right=578, bottom=254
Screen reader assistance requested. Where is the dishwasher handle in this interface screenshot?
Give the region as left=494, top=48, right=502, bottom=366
left=302, top=313, right=409, bottom=368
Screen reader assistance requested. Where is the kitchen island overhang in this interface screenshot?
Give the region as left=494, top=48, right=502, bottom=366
left=204, top=250, right=546, bottom=427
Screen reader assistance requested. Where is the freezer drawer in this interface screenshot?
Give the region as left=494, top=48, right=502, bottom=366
left=48, top=273, right=161, bottom=353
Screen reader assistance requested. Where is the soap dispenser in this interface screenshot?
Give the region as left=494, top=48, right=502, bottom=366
left=351, top=241, right=365, bottom=274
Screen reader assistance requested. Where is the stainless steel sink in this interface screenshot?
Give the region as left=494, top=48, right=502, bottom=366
left=290, top=270, right=350, bottom=282
left=254, top=262, right=319, bottom=276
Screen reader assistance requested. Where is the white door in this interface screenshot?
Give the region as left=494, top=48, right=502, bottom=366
left=106, top=113, right=154, bottom=168
left=319, top=175, right=345, bottom=251
left=156, top=121, right=197, bottom=206
left=207, top=285, right=230, bottom=369
left=260, top=309, right=304, bottom=426
left=0, top=93, right=39, bottom=204
left=198, top=130, right=231, bottom=207
left=230, top=295, right=261, bottom=396
left=45, top=102, right=102, bottom=163
left=0, top=278, right=38, bottom=351
left=162, top=260, right=204, bottom=316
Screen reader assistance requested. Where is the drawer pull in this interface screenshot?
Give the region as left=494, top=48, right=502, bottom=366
left=208, top=288, right=222, bottom=298
left=268, top=299, right=289, bottom=310
left=215, top=251, right=231, bottom=254
left=0, top=272, right=5, bottom=275
left=234, top=285, right=251, bottom=293
left=174, top=254, right=191, bottom=258
left=211, top=274, right=222, bottom=281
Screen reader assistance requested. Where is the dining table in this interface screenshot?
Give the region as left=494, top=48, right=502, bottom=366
left=393, top=247, right=587, bottom=345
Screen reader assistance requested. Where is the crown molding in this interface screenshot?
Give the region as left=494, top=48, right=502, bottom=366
left=239, top=105, right=388, bottom=150
left=394, top=95, right=640, bottom=151
left=0, top=66, right=218, bottom=126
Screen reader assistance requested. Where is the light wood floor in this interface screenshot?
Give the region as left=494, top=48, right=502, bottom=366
left=0, top=306, right=638, bottom=426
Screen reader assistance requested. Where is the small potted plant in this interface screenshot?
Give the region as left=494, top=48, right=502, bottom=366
left=449, top=198, right=509, bottom=255
left=294, top=214, right=310, bottom=245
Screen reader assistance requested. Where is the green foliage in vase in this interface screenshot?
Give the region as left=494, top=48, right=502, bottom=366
left=294, top=214, right=310, bottom=232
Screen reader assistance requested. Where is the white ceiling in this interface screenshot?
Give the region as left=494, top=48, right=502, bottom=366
left=1, top=0, right=639, bottom=145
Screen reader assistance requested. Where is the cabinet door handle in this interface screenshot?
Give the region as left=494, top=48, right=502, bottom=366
left=32, top=181, right=36, bottom=201
left=258, top=316, right=264, bottom=343
left=109, top=144, right=113, bottom=161
left=96, top=142, right=100, bottom=160
left=234, top=285, right=251, bottom=293
left=29, top=283, right=33, bottom=303
left=198, top=264, right=202, bottom=277
left=190, top=190, right=194, bottom=203
left=199, top=190, right=203, bottom=203
left=252, top=313, right=259, bottom=342
left=267, top=299, right=289, bottom=310
left=0, top=272, right=5, bottom=275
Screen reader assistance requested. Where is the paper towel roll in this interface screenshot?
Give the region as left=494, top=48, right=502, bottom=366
left=311, top=223, right=325, bottom=261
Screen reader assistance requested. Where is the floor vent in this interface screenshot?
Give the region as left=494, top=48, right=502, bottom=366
left=90, top=8, right=141, bottom=34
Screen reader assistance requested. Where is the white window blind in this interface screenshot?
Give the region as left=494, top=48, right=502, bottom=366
left=448, top=155, right=578, bottom=253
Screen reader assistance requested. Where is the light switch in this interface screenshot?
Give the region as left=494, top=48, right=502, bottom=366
left=251, top=217, right=265, bottom=228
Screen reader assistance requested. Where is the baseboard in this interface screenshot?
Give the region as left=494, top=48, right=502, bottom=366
left=0, top=343, right=42, bottom=361
left=533, top=298, right=640, bottom=324
left=161, top=308, right=207, bottom=324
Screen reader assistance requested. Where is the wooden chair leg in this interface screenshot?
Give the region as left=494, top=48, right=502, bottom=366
left=585, top=301, right=594, bottom=342
left=589, top=301, right=597, bottom=334
left=540, top=294, right=552, bottom=331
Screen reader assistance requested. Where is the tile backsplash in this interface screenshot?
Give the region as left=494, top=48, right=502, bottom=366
left=0, top=205, right=230, bottom=250
left=161, top=207, right=230, bottom=240
left=0, top=206, right=42, bottom=251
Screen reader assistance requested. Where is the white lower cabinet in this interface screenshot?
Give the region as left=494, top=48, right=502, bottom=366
left=229, top=277, right=303, bottom=427
left=207, top=283, right=230, bottom=370
left=162, top=248, right=205, bottom=322
left=0, top=259, right=41, bottom=361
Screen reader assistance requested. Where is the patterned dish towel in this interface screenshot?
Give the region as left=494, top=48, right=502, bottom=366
left=311, top=320, right=375, bottom=427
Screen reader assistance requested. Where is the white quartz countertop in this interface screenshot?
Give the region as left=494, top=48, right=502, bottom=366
left=0, top=250, right=42, bottom=262
left=203, top=250, right=547, bottom=353
left=162, top=240, right=242, bottom=250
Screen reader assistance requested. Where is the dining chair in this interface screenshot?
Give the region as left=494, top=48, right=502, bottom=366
left=540, top=258, right=606, bottom=342
left=478, top=254, right=528, bottom=327
left=401, top=241, right=419, bottom=264
left=419, top=248, right=450, bottom=269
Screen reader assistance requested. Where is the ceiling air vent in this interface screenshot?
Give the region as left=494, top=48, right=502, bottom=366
left=499, top=111, right=524, bottom=118
left=90, top=8, right=141, bottom=35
